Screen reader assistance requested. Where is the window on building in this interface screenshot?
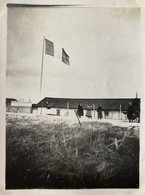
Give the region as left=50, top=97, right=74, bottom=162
left=57, top=109, right=60, bottom=116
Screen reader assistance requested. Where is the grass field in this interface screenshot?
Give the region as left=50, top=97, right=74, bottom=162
left=6, top=113, right=139, bottom=189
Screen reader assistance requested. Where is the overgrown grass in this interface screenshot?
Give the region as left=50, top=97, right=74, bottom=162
left=6, top=114, right=139, bottom=189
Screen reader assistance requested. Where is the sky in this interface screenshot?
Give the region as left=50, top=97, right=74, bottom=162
left=7, top=7, right=141, bottom=103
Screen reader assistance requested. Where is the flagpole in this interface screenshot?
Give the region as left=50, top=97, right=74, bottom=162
left=40, top=35, right=45, bottom=114
left=40, top=35, right=45, bottom=96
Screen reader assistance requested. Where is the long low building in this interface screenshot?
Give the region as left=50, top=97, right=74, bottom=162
left=32, top=97, right=140, bottom=120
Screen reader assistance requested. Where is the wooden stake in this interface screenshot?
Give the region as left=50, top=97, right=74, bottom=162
left=74, top=110, right=82, bottom=128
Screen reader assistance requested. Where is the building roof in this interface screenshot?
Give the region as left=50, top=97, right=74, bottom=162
left=35, top=97, right=140, bottom=111
left=6, top=98, right=17, bottom=105
left=32, top=104, right=39, bottom=108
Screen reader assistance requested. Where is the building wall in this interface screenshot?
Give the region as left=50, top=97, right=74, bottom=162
left=105, top=111, right=127, bottom=120
left=32, top=108, right=38, bottom=114
left=11, top=101, right=32, bottom=107
left=32, top=107, right=127, bottom=120
left=6, top=100, right=32, bottom=114
left=6, top=106, right=32, bottom=113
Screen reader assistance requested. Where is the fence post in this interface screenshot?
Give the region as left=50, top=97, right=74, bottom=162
left=120, top=104, right=122, bottom=120
left=66, top=101, right=69, bottom=116
left=93, top=104, right=95, bottom=118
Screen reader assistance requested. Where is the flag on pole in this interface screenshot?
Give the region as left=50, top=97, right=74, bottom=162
left=44, top=37, right=70, bottom=65
left=62, top=48, right=70, bottom=65
left=45, top=38, right=54, bottom=56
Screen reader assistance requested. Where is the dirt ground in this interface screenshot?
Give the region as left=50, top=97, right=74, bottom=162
left=6, top=112, right=140, bottom=127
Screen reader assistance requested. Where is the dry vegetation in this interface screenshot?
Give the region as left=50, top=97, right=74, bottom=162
left=6, top=114, right=139, bottom=189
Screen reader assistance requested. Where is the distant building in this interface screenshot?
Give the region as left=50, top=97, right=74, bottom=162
left=32, top=97, right=140, bottom=120
left=6, top=98, right=32, bottom=113
left=6, top=98, right=17, bottom=106
left=6, top=97, right=140, bottom=120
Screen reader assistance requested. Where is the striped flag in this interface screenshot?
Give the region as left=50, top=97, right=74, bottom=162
left=62, top=48, right=70, bottom=65
left=45, top=38, right=54, bottom=56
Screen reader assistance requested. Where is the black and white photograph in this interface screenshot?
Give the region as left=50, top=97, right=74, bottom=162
left=5, top=3, right=142, bottom=190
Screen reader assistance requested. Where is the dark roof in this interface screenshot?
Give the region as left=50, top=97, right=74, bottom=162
left=36, top=97, right=140, bottom=111
left=6, top=98, right=17, bottom=105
